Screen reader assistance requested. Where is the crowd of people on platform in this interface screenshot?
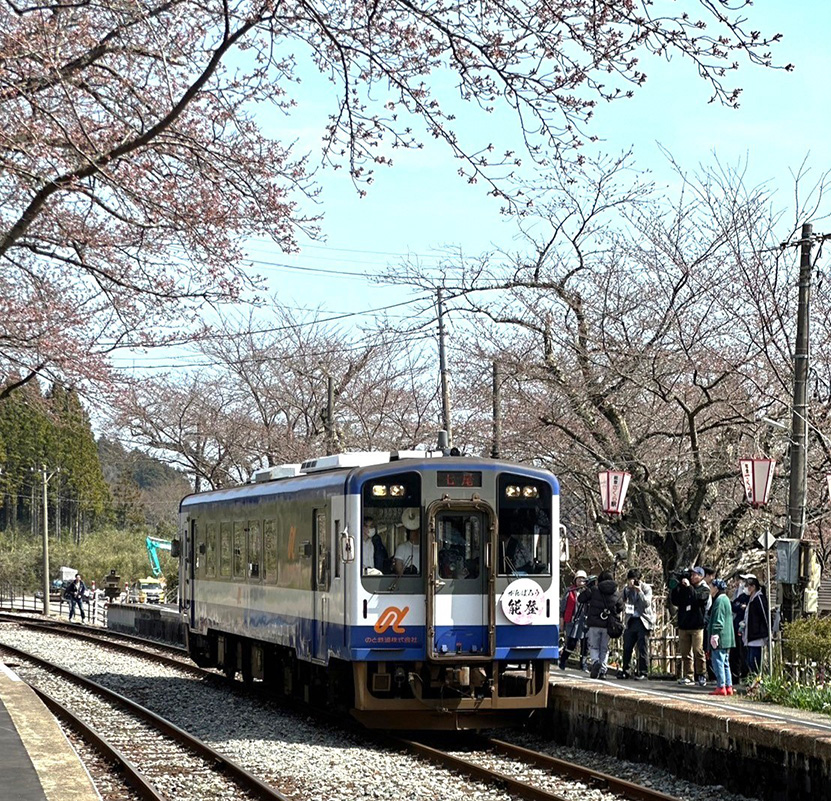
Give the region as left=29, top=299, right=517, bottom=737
left=559, top=561, right=772, bottom=693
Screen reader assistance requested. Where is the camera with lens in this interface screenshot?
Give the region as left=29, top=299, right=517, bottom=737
left=585, top=575, right=598, bottom=588
left=672, top=568, right=692, bottom=582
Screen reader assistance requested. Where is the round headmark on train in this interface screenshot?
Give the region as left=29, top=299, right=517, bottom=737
left=501, top=578, right=545, bottom=625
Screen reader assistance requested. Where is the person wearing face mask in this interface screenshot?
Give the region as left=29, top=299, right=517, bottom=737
left=742, top=576, right=769, bottom=675
left=730, top=574, right=753, bottom=682
left=362, top=516, right=389, bottom=574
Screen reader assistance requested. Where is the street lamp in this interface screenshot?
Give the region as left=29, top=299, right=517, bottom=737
left=738, top=457, right=776, bottom=676
left=598, top=470, right=631, bottom=515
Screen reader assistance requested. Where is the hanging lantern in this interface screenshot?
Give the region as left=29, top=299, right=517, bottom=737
left=598, top=470, right=631, bottom=515
left=739, top=458, right=776, bottom=507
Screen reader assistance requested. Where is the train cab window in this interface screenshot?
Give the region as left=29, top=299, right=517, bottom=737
left=248, top=520, right=261, bottom=580
left=361, top=472, right=421, bottom=590
left=220, top=521, right=232, bottom=577
left=205, top=522, right=217, bottom=577
left=497, top=474, right=552, bottom=576
left=263, top=519, right=277, bottom=584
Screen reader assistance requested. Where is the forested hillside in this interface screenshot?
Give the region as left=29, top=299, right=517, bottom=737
left=0, top=378, right=189, bottom=589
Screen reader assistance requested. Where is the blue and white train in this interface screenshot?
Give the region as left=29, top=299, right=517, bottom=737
left=178, top=448, right=560, bottom=729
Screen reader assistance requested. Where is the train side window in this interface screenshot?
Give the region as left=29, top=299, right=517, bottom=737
left=248, top=520, right=261, bottom=580
left=194, top=520, right=204, bottom=575
left=233, top=521, right=245, bottom=578
left=334, top=519, right=341, bottom=578
left=263, top=519, right=277, bottom=584
left=220, top=521, right=232, bottom=577
left=315, top=509, right=330, bottom=591
left=206, top=522, right=217, bottom=577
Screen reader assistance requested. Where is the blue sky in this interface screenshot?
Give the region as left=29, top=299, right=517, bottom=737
left=115, top=1, right=831, bottom=372
left=269, top=2, right=830, bottom=316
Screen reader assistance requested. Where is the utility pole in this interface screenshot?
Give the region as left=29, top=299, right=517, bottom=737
left=437, top=287, right=453, bottom=447
left=491, top=360, right=502, bottom=459
left=326, top=374, right=336, bottom=455
left=787, top=223, right=812, bottom=546
left=37, top=465, right=60, bottom=616
left=782, top=223, right=831, bottom=621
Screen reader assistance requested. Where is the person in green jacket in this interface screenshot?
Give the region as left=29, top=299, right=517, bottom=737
left=707, top=578, right=736, bottom=696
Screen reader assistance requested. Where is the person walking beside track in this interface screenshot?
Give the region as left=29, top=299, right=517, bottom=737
left=64, top=573, right=87, bottom=623
left=707, top=578, right=735, bottom=696
left=579, top=570, right=623, bottom=680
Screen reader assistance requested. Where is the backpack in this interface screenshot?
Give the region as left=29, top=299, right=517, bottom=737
left=600, top=596, right=624, bottom=638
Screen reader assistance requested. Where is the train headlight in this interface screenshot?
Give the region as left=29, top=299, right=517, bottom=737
left=505, top=485, right=520, bottom=498
left=390, top=484, right=405, bottom=497
left=371, top=484, right=388, bottom=497
left=522, top=486, right=539, bottom=499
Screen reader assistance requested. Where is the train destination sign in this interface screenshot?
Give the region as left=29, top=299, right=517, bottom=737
left=437, top=470, right=482, bottom=488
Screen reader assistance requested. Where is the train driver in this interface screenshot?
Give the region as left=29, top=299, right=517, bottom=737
left=362, top=516, right=389, bottom=575
left=394, top=507, right=421, bottom=575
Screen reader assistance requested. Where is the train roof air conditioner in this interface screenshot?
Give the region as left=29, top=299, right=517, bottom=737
left=251, top=465, right=302, bottom=483
left=300, top=452, right=393, bottom=473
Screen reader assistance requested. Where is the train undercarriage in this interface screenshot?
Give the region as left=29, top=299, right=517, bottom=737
left=187, top=629, right=549, bottom=730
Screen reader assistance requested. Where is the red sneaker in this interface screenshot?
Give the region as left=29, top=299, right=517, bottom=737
left=709, top=687, right=728, bottom=696
left=726, top=686, right=734, bottom=695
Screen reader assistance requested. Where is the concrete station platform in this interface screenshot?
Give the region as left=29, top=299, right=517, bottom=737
left=0, top=660, right=99, bottom=801
left=547, top=667, right=831, bottom=801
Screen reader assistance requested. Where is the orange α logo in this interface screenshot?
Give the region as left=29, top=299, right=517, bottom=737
left=374, top=605, right=409, bottom=634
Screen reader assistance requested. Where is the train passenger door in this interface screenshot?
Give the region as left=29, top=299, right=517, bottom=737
left=312, top=508, right=330, bottom=662
left=428, top=504, right=493, bottom=658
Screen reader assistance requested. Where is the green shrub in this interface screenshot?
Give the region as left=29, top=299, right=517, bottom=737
left=756, top=673, right=831, bottom=715
left=782, top=617, right=831, bottom=666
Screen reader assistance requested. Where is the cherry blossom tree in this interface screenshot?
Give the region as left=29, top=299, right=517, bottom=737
left=392, top=153, right=831, bottom=580
left=1, top=0, right=785, bottom=395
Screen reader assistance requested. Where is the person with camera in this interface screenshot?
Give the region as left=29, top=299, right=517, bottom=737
left=559, top=569, right=590, bottom=671
left=670, top=566, right=710, bottom=686
left=617, top=568, right=654, bottom=680
left=578, top=570, right=623, bottom=680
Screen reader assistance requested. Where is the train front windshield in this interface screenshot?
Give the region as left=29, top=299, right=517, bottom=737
left=497, top=474, right=552, bottom=575
left=360, top=472, right=422, bottom=580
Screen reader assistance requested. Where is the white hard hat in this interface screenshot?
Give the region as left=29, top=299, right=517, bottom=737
left=575, top=569, right=588, bottom=579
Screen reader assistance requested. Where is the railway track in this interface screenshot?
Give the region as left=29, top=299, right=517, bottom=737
left=0, top=639, right=291, bottom=801
left=0, top=614, right=713, bottom=801
left=397, top=735, right=684, bottom=801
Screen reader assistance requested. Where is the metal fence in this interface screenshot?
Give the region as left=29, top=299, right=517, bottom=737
left=0, top=584, right=108, bottom=626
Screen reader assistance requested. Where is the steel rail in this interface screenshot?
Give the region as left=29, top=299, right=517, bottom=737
left=485, top=737, right=682, bottom=801
left=0, top=616, right=206, bottom=677
left=0, top=611, right=188, bottom=656
left=397, top=737, right=573, bottom=801
left=33, top=686, right=167, bottom=801
left=0, top=640, right=291, bottom=801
